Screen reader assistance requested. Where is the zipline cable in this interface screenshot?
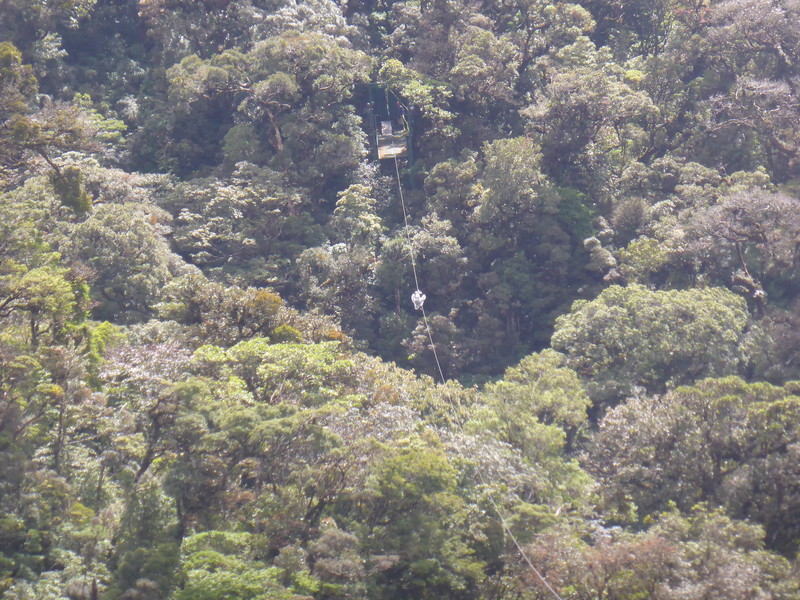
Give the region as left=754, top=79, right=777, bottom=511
left=476, top=468, right=566, bottom=600
left=392, top=153, right=420, bottom=292
left=420, top=303, right=446, bottom=386
left=392, top=153, right=446, bottom=383
left=389, top=122, right=564, bottom=600
left=394, top=154, right=446, bottom=383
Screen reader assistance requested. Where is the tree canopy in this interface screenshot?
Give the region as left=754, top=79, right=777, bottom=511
left=2, top=1, right=800, bottom=599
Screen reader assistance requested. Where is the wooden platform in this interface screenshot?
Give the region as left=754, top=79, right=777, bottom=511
left=377, top=133, right=408, bottom=159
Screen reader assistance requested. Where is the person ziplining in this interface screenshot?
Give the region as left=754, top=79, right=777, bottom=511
left=383, top=87, right=566, bottom=600
left=411, top=289, right=426, bottom=311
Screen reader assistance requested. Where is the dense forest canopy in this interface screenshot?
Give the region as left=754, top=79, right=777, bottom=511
left=2, top=0, right=800, bottom=599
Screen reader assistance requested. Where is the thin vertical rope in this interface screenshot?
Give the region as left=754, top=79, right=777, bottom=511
left=393, top=154, right=420, bottom=291
left=389, top=105, right=563, bottom=600
left=420, top=305, right=446, bottom=385
left=393, top=155, right=445, bottom=382
left=476, top=470, right=566, bottom=600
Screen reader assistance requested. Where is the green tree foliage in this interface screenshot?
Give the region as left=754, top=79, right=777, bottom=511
left=589, top=377, right=800, bottom=553
left=0, top=0, right=97, bottom=47
left=378, top=58, right=456, bottom=145
left=526, top=506, right=798, bottom=600
left=0, top=41, right=37, bottom=126
left=552, top=284, right=750, bottom=404
left=0, top=190, right=103, bottom=598
left=191, top=340, right=357, bottom=406
left=0, top=42, right=39, bottom=185
left=522, top=36, right=657, bottom=195
left=158, top=270, right=286, bottom=345
left=165, top=163, right=322, bottom=286
left=686, top=188, right=800, bottom=308
left=0, top=184, right=86, bottom=347
left=161, top=30, right=371, bottom=180
left=65, top=203, right=176, bottom=322
left=479, top=350, right=591, bottom=455
left=174, top=532, right=307, bottom=600
left=357, top=435, right=484, bottom=600
left=0, top=44, right=109, bottom=186
left=6, top=0, right=800, bottom=598
left=486, top=0, right=596, bottom=87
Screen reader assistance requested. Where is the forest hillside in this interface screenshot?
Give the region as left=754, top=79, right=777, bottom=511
left=2, top=1, right=800, bottom=599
